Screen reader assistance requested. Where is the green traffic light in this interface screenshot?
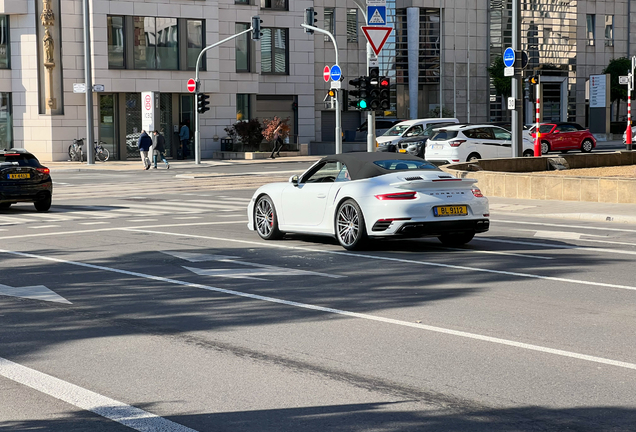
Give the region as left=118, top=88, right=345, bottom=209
left=358, top=100, right=368, bottom=109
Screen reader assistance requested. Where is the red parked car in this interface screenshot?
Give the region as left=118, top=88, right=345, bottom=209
left=531, top=123, right=596, bottom=154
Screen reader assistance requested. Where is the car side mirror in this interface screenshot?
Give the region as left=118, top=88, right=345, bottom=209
left=290, top=175, right=299, bottom=186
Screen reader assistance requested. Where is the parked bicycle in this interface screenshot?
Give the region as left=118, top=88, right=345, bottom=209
left=68, top=139, right=109, bottom=162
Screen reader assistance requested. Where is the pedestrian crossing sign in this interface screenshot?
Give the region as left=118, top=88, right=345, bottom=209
left=367, top=6, right=386, bottom=26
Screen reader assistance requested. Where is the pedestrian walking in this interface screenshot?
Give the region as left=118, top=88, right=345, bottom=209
left=179, top=122, right=190, bottom=159
left=152, top=130, right=170, bottom=169
left=269, top=124, right=284, bottom=159
left=137, top=130, right=152, bottom=170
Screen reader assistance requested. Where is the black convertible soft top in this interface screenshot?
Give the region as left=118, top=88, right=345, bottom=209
left=318, top=152, right=437, bottom=181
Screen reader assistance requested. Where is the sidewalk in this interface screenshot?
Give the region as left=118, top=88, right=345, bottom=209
left=45, top=155, right=321, bottom=173
left=489, top=196, right=636, bottom=225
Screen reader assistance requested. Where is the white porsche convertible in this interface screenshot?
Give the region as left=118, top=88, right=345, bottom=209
left=247, top=153, right=489, bottom=250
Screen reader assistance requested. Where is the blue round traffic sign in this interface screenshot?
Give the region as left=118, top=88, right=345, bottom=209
left=330, top=65, right=342, bottom=82
left=503, top=47, right=515, bottom=68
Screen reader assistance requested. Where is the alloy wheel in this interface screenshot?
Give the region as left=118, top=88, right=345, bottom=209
left=255, top=198, right=274, bottom=237
left=337, top=203, right=360, bottom=247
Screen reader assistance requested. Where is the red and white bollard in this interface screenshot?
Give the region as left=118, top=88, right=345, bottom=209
left=627, top=89, right=632, bottom=151
left=534, top=94, right=541, bottom=156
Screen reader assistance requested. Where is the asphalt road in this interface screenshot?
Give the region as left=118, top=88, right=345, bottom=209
left=1, top=163, right=635, bottom=431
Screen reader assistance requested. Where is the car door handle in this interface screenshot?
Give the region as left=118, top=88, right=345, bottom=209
left=317, top=193, right=327, bottom=199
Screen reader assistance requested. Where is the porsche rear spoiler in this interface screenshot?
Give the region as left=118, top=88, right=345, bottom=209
left=390, top=175, right=477, bottom=189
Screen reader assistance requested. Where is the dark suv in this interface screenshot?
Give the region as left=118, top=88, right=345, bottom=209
left=0, top=148, right=53, bottom=212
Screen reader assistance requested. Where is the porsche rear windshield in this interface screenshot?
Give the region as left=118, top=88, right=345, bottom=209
left=429, top=131, right=459, bottom=141
left=373, top=160, right=439, bottom=171
left=0, top=154, right=40, bottom=168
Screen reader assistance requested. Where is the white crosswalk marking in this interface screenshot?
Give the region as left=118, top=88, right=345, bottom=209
left=0, top=196, right=248, bottom=225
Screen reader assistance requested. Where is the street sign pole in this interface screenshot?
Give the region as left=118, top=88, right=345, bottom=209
left=193, top=26, right=255, bottom=164
left=353, top=0, right=376, bottom=152
left=628, top=57, right=636, bottom=151
left=301, top=23, right=342, bottom=154
left=511, top=0, right=523, bottom=158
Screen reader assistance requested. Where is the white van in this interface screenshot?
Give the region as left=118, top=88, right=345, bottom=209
left=376, top=118, right=459, bottom=150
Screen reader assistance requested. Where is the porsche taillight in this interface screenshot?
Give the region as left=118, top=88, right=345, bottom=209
left=375, top=191, right=417, bottom=200
left=471, top=187, right=484, bottom=198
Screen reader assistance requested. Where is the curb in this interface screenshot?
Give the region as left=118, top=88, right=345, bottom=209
left=492, top=211, right=636, bottom=225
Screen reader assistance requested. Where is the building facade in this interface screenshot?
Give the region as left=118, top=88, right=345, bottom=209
left=0, top=0, right=633, bottom=161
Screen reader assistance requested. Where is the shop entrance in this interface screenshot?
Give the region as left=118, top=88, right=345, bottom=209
left=99, top=94, right=118, bottom=159
left=178, top=94, right=194, bottom=159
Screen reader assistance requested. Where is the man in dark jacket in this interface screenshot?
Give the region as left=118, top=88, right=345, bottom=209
left=152, top=130, right=170, bottom=169
left=137, top=130, right=152, bottom=170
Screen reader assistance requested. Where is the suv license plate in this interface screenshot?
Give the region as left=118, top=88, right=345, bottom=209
left=434, top=205, right=468, bottom=217
left=8, top=173, right=30, bottom=179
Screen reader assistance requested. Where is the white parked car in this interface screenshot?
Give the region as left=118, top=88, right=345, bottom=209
left=425, top=124, right=535, bottom=164
left=622, top=126, right=636, bottom=144
left=247, top=153, right=490, bottom=250
left=376, top=118, right=460, bottom=150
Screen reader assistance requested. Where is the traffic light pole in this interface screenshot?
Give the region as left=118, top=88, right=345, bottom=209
left=353, top=0, right=376, bottom=153
left=301, top=23, right=342, bottom=154
left=511, top=0, right=523, bottom=158
left=193, top=26, right=255, bottom=164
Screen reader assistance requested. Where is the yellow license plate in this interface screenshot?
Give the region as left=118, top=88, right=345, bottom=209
left=8, top=173, right=30, bottom=179
left=398, top=149, right=406, bottom=153
left=434, top=205, right=468, bottom=217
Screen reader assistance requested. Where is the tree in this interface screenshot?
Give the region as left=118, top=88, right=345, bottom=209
left=487, top=56, right=511, bottom=98
left=233, top=118, right=263, bottom=151
left=603, top=57, right=631, bottom=121
left=262, top=116, right=291, bottom=142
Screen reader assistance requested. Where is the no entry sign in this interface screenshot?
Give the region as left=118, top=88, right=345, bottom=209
left=323, top=66, right=330, bottom=83
left=187, top=78, right=197, bottom=93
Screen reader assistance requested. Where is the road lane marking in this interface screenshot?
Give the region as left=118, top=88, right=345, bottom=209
left=0, top=221, right=246, bottom=241
left=79, top=222, right=110, bottom=226
left=436, top=246, right=553, bottom=260
left=0, top=283, right=71, bottom=304
left=30, top=225, right=60, bottom=229
left=477, top=237, right=636, bottom=256
left=493, top=219, right=636, bottom=233
left=1, top=248, right=635, bottom=372
left=0, top=357, right=198, bottom=432
left=129, top=229, right=636, bottom=293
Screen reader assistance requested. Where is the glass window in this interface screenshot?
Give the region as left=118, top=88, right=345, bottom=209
left=373, top=160, right=439, bottom=170
left=539, top=124, right=555, bottom=134
left=0, top=16, right=10, bottom=69
left=156, top=18, right=178, bottom=70
left=335, top=164, right=351, bottom=182
left=235, top=0, right=250, bottom=4
left=324, top=8, right=335, bottom=42
left=236, top=94, right=250, bottom=121
left=261, top=0, right=287, bottom=10
left=586, top=14, right=595, bottom=46
left=0, top=92, right=12, bottom=148
left=133, top=17, right=156, bottom=69
left=605, top=15, right=614, bottom=46
left=430, top=131, right=459, bottom=141
left=347, top=9, right=358, bottom=43
left=303, top=161, right=340, bottom=183
left=261, top=28, right=288, bottom=74
left=492, top=128, right=511, bottom=140
left=383, top=124, right=411, bottom=136
left=107, top=16, right=125, bottom=68
left=187, top=20, right=204, bottom=70
left=0, top=153, right=39, bottom=168
left=235, top=23, right=250, bottom=72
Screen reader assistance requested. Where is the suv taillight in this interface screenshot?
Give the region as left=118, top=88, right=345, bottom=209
left=36, top=167, right=50, bottom=174
left=449, top=140, right=466, bottom=147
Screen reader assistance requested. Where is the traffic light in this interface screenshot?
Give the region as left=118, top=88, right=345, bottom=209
left=368, top=81, right=380, bottom=110
left=304, top=7, right=317, bottom=33
left=327, top=89, right=337, bottom=99
left=369, top=67, right=380, bottom=85
left=197, top=93, right=210, bottom=114
left=251, top=16, right=263, bottom=41
left=349, top=76, right=366, bottom=110
left=378, top=77, right=390, bottom=110
left=527, top=75, right=539, bottom=85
